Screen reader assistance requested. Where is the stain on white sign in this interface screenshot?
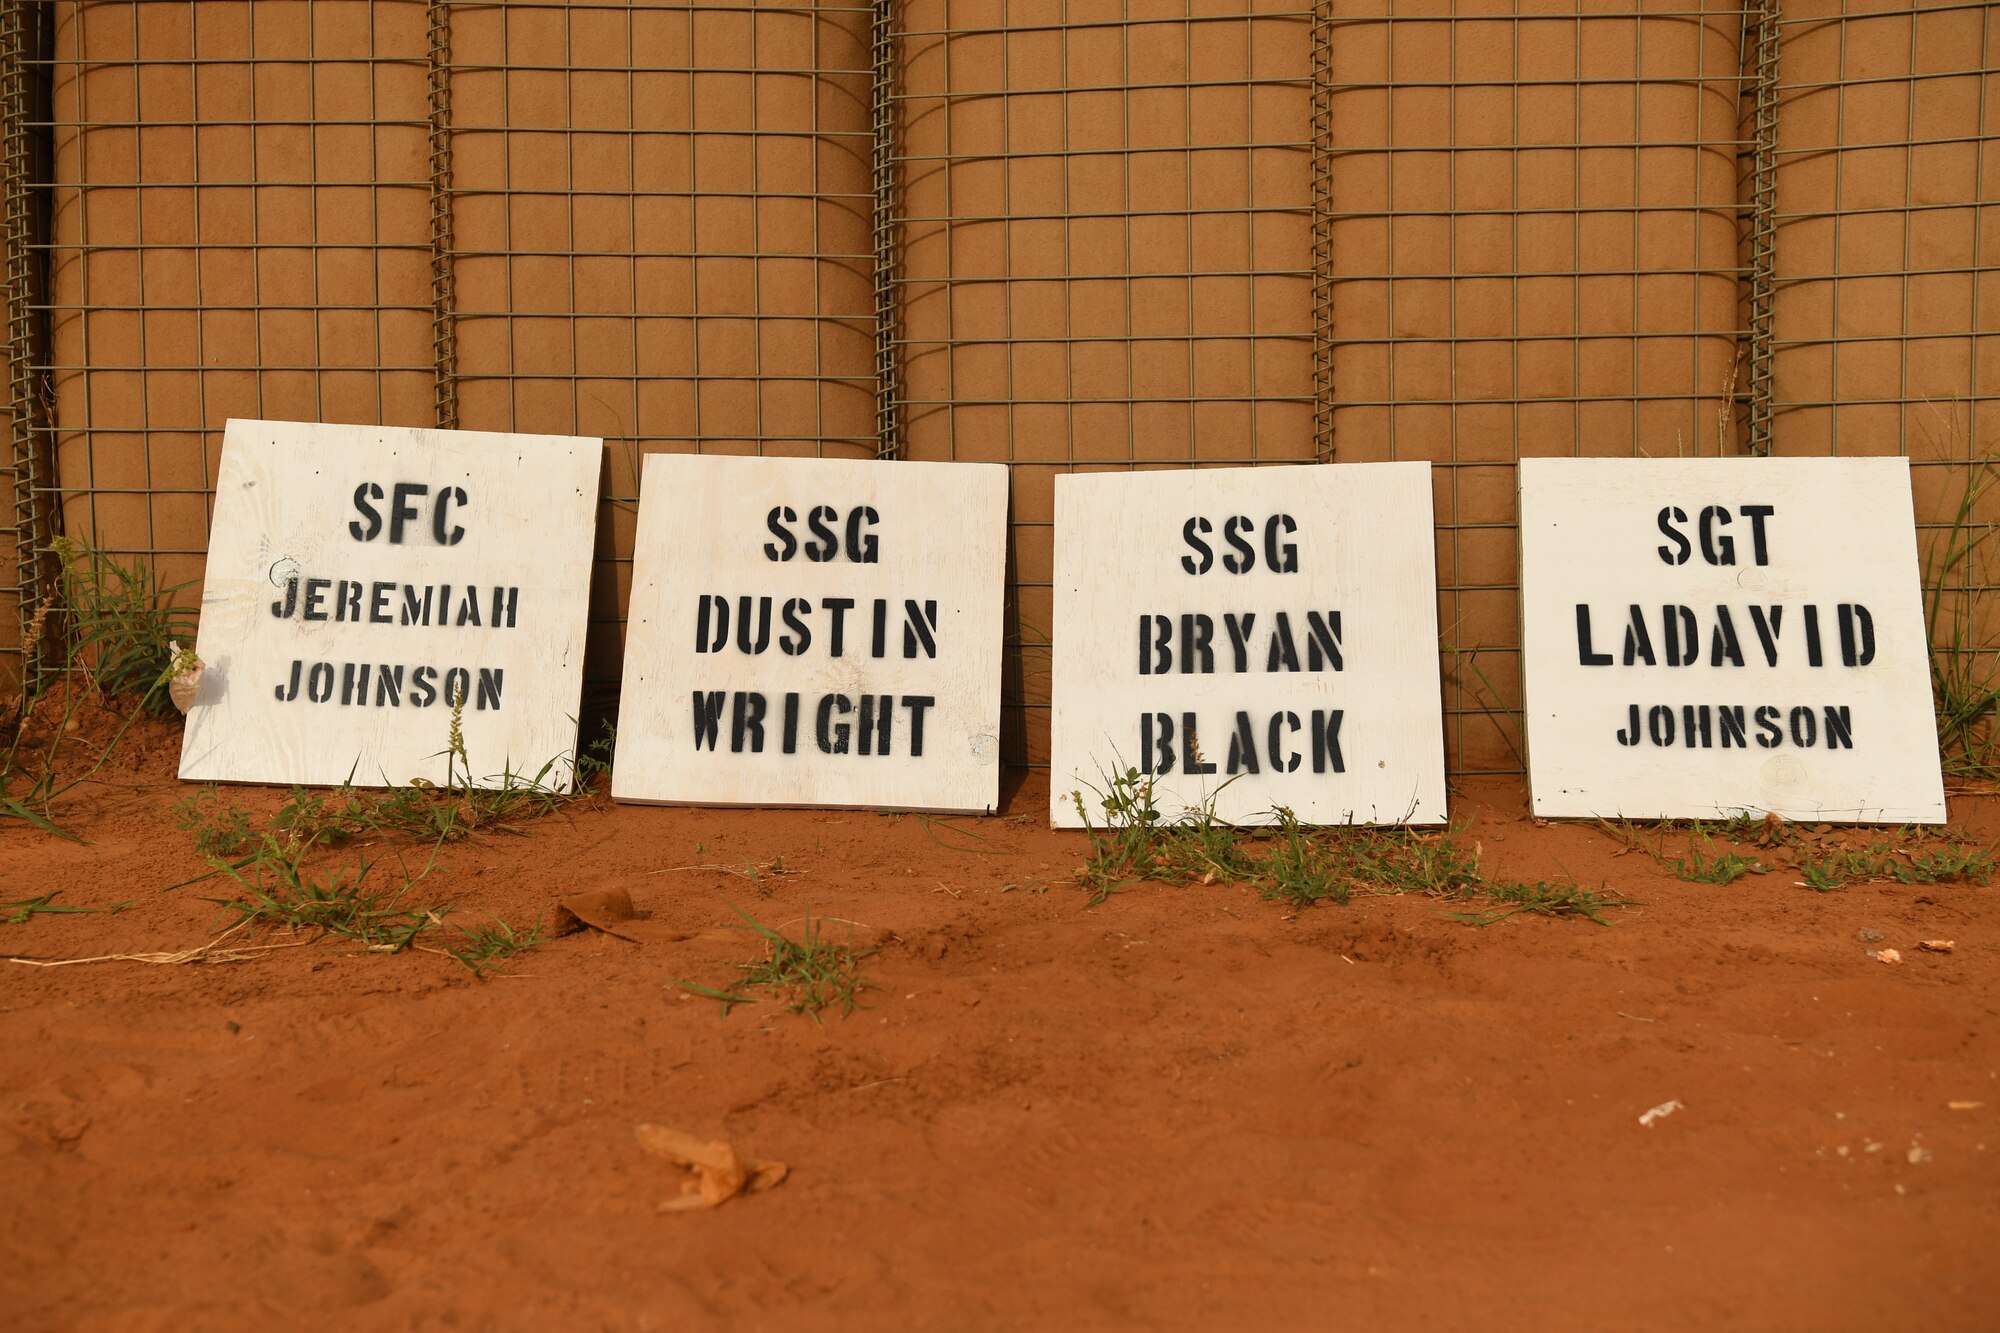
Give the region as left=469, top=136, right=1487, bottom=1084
left=179, top=419, right=601, bottom=789
left=612, top=455, right=1008, bottom=813
left=1520, top=456, right=1945, bottom=822
left=1050, top=463, right=1448, bottom=828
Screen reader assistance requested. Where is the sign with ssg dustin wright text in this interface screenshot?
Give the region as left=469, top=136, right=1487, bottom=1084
left=1519, top=456, right=1945, bottom=822
left=612, top=454, right=1008, bottom=812
left=1050, top=463, right=1448, bottom=828
left=179, top=419, right=600, bottom=788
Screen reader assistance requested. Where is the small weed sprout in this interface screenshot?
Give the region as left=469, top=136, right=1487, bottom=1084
left=1671, top=825, right=1765, bottom=885
left=1071, top=767, right=1251, bottom=904
left=1441, top=880, right=1631, bottom=927
left=1593, top=814, right=1994, bottom=894
left=203, top=835, right=444, bottom=954
left=2, top=891, right=132, bottom=923
left=173, top=786, right=255, bottom=859
left=1923, top=446, right=2000, bottom=779
left=48, top=536, right=197, bottom=716
left=1260, top=808, right=1351, bottom=907
left=673, top=905, right=876, bottom=1023
left=1064, top=766, right=1616, bottom=925
left=446, top=917, right=548, bottom=976
left=3, top=545, right=186, bottom=839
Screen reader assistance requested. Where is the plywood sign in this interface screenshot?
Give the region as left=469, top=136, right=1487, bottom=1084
left=1520, top=457, right=1945, bottom=823
left=1050, top=463, right=1448, bottom=828
left=179, top=419, right=600, bottom=789
left=612, top=455, right=1008, bottom=812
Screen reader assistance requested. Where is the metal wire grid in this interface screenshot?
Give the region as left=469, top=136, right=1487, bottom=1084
left=26, top=0, right=436, bottom=612
left=437, top=0, right=879, bottom=707
left=5, top=0, right=1996, bottom=779
left=887, top=0, right=1319, bottom=765
left=0, top=0, right=44, bottom=677
left=1322, top=2, right=1754, bottom=773
left=1769, top=0, right=1996, bottom=470
left=1768, top=0, right=2000, bottom=723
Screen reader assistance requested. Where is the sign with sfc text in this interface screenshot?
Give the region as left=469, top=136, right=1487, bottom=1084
left=1050, top=463, right=1448, bottom=828
left=612, top=455, right=1008, bottom=812
left=1519, top=456, right=1945, bottom=822
left=179, top=419, right=601, bottom=789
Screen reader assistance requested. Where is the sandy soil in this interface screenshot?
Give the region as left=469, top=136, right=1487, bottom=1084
left=3, top=717, right=1998, bottom=1331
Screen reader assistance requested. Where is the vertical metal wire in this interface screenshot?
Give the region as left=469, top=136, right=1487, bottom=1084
left=428, top=0, right=458, bottom=431
left=871, top=0, right=903, bottom=459
left=1744, top=0, right=1778, bottom=455
left=1310, top=0, right=1334, bottom=462
left=0, top=0, right=44, bottom=679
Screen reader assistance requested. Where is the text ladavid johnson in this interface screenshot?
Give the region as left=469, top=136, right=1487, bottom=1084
left=1574, top=502, right=1873, bottom=752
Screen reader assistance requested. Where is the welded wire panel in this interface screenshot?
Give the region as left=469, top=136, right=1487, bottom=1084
left=0, top=0, right=28, bottom=675
left=34, top=0, right=434, bottom=603
left=1324, top=0, right=1751, bottom=773
left=441, top=0, right=879, bottom=703
left=1769, top=0, right=2000, bottom=759
left=1770, top=0, right=1997, bottom=472
left=890, top=0, right=1318, bottom=765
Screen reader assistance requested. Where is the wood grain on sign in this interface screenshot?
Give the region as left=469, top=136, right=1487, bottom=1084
left=179, top=419, right=601, bottom=790
left=1519, top=457, right=1946, bottom=823
left=1050, top=463, right=1448, bottom=828
left=612, top=455, right=1008, bottom=813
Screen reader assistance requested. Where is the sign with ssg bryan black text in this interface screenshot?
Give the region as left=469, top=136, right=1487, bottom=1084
left=1519, top=457, right=1944, bottom=822
left=1050, top=463, right=1448, bottom=828
left=612, top=455, right=1007, bottom=812
left=180, top=420, right=600, bottom=788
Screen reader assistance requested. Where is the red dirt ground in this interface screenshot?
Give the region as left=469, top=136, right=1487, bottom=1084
left=4, top=716, right=1999, bottom=1330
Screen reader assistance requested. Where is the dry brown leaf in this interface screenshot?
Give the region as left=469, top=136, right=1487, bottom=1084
left=551, top=888, right=687, bottom=944
left=636, top=1123, right=787, bottom=1212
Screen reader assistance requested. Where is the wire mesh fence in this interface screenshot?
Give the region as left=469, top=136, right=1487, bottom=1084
left=1766, top=0, right=2000, bottom=766
left=1771, top=0, right=1995, bottom=465
left=437, top=0, right=879, bottom=715
left=2, top=0, right=1996, bottom=783
left=31, top=0, right=435, bottom=618
left=888, top=0, right=1319, bottom=764
left=1323, top=0, right=1754, bottom=771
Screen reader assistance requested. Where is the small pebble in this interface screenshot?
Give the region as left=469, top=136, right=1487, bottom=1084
left=1855, top=928, right=1886, bottom=944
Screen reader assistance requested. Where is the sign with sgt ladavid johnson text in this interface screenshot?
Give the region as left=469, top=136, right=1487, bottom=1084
left=611, top=455, right=1008, bottom=812
left=1519, top=456, right=1946, bottom=822
left=179, top=419, right=601, bottom=789
left=1050, top=463, right=1448, bottom=828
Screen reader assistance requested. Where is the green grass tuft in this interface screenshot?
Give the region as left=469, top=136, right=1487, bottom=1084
left=445, top=917, right=548, bottom=976
left=673, top=905, right=876, bottom=1023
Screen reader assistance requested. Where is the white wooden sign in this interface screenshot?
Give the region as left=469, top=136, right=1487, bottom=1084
left=612, top=455, right=1007, bottom=812
left=1050, top=463, right=1448, bottom=828
left=1520, top=456, right=1945, bottom=823
left=179, top=419, right=601, bottom=789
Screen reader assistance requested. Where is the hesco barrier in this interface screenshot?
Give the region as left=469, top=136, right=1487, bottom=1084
left=0, top=0, right=1994, bottom=776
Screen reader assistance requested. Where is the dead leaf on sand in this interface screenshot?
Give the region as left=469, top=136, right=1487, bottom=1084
left=636, top=1123, right=788, bottom=1212
left=551, top=888, right=687, bottom=944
